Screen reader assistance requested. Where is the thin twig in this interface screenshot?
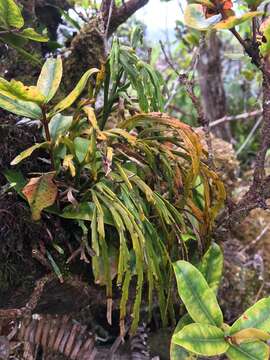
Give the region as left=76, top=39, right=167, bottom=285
left=240, top=224, right=270, bottom=254
left=236, top=117, right=263, bottom=155
left=104, top=0, right=114, bottom=40
left=211, top=109, right=263, bottom=127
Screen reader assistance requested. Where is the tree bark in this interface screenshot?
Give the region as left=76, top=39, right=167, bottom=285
left=197, top=32, right=231, bottom=142
left=63, top=0, right=149, bottom=90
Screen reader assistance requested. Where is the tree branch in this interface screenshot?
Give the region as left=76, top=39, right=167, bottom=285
left=63, top=0, right=149, bottom=89
left=106, top=0, right=149, bottom=36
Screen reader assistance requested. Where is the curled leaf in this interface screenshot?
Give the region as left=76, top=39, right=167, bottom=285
left=52, top=68, right=99, bottom=114
left=231, top=328, right=270, bottom=345
left=20, top=28, right=49, bottom=42
left=63, top=154, right=76, bottom=177
left=11, top=142, right=50, bottom=165
left=184, top=4, right=222, bottom=31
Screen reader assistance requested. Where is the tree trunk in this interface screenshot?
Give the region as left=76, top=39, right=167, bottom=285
left=197, top=32, right=231, bottom=142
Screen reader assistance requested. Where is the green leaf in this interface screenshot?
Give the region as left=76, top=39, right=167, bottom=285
left=52, top=68, right=99, bottom=114
left=74, top=137, right=90, bottom=163
left=214, top=12, right=261, bottom=30
left=0, top=90, right=42, bottom=118
left=37, top=57, right=63, bottom=102
left=199, top=243, right=223, bottom=293
left=22, top=173, right=58, bottom=221
left=230, top=298, right=270, bottom=334
left=243, top=0, right=264, bottom=9
left=173, top=260, right=223, bottom=326
left=61, top=202, right=114, bottom=226
left=172, top=323, right=229, bottom=356
left=60, top=9, right=81, bottom=30
left=0, top=32, right=27, bottom=47
left=10, top=142, right=49, bottom=165
left=184, top=4, right=222, bottom=31
left=170, top=314, right=195, bottom=360
left=20, top=28, right=49, bottom=42
left=226, top=341, right=270, bottom=360
left=0, top=0, right=24, bottom=28
left=0, top=36, right=41, bottom=65
left=48, top=113, right=73, bottom=141
left=4, top=169, right=27, bottom=197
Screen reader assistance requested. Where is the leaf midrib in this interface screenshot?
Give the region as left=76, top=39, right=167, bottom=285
left=181, top=267, right=217, bottom=326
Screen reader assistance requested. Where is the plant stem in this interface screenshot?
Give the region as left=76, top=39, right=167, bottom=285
left=41, top=106, right=55, bottom=170
left=213, top=0, right=261, bottom=68
left=252, top=17, right=257, bottom=45
left=0, top=29, right=20, bottom=35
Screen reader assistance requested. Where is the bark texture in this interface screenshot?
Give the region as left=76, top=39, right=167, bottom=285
left=63, top=0, right=149, bottom=90
left=197, top=32, right=231, bottom=141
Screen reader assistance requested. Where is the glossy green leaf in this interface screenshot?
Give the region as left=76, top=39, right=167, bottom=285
left=4, top=169, right=27, bottom=197
left=170, top=314, right=195, bottom=360
left=52, top=68, right=99, bottom=114
left=22, top=173, right=58, bottom=221
left=226, top=341, right=270, bottom=360
left=230, top=297, right=270, bottom=334
left=214, top=12, right=261, bottom=30
left=48, top=113, right=73, bottom=141
left=10, top=142, right=49, bottom=165
left=172, top=323, right=229, bottom=356
left=200, top=243, right=223, bottom=293
left=74, top=137, right=90, bottom=163
left=0, top=0, right=24, bottom=28
left=184, top=4, right=222, bottom=31
left=20, top=28, right=49, bottom=42
left=61, top=202, right=114, bottom=226
left=37, top=57, right=63, bottom=102
left=0, top=90, right=42, bottom=118
left=173, top=260, right=223, bottom=326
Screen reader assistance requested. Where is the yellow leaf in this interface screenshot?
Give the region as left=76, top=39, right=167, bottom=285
left=83, top=105, right=98, bottom=129
left=63, top=154, right=76, bottom=177
left=0, top=78, right=45, bottom=104
left=22, top=173, right=57, bottom=220
left=214, top=12, right=261, bottom=30
left=231, top=328, right=270, bottom=345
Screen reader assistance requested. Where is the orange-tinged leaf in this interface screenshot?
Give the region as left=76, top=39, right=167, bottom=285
left=223, top=0, right=233, bottom=10
left=214, top=11, right=261, bottom=30
left=22, top=173, right=57, bottom=220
